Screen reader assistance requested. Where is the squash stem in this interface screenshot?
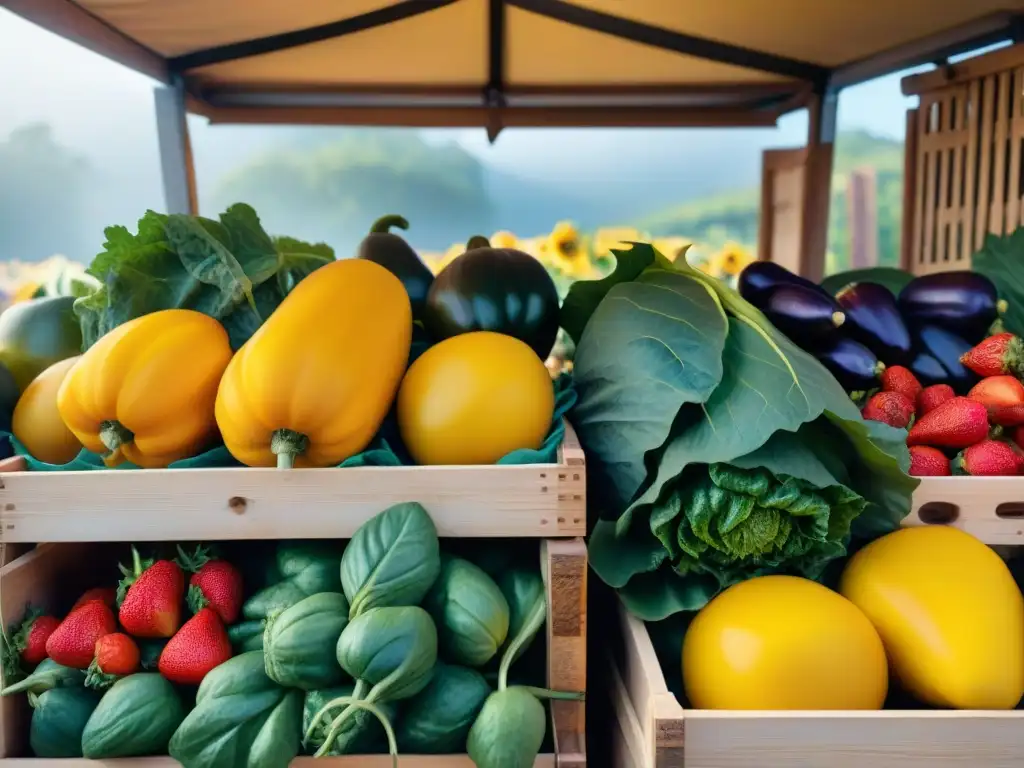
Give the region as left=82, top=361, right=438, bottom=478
left=99, top=420, right=133, bottom=460
left=466, top=235, right=491, bottom=250
left=311, top=695, right=399, bottom=765
left=520, top=685, right=586, bottom=701
left=370, top=215, right=409, bottom=234
left=498, top=597, right=547, bottom=690
left=270, top=429, right=309, bottom=470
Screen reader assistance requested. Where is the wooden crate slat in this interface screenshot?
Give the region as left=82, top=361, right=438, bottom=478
left=544, top=538, right=588, bottom=758
left=611, top=592, right=1024, bottom=768
left=0, top=761, right=548, bottom=768
left=0, top=421, right=586, bottom=542
left=903, top=45, right=1024, bottom=275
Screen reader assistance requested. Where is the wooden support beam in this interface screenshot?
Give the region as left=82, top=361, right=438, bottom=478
left=847, top=167, right=879, bottom=268
left=154, top=83, right=198, bottom=215
left=798, top=90, right=838, bottom=281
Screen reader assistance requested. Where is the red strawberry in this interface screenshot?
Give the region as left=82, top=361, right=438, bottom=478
left=177, top=546, right=243, bottom=624
left=44, top=601, right=116, bottom=669
left=2, top=610, right=60, bottom=679
left=881, top=366, right=922, bottom=404
left=909, top=445, right=951, bottom=476
left=907, top=396, right=989, bottom=449
left=862, top=391, right=915, bottom=428
left=158, top=608, right=232, bottom=685
left=961, top=333, right=1024, bottom=377
left=85, top=632, right=140, bottom=690
left=955, top=439, right=1020, bottom=476
left=917, top=384, right=956, bottom=416
left=117, top=547, right=184, bottom=639
left=71, top=587, right=117, bottom=612
left=967, top=375, right=1024, bottom=426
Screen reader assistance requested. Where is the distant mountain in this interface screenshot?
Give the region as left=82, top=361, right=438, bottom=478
left=635, top=130, right=905, bottom=270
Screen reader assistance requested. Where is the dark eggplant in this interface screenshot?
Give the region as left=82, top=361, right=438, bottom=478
left=738, top=261, right=832, bottom=308
left=908, top=351, right=948, bottom=387
left=763, top=284, right=845, bottom=346
left=357, top=214, right=434, bottom=319
left=816, top=336, right=884, bottom=392
left=914, top=324, right=979, bottom=394
left=835, top=282, right=913, bottom=365
left=898, top=271, right=1003, bottom=343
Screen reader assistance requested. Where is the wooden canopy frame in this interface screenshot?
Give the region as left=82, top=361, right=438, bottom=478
left=4, top=0, right=1023, bottom=278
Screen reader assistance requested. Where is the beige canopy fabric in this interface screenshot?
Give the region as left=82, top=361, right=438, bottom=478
left=6, top=0, right=1024, bottom=128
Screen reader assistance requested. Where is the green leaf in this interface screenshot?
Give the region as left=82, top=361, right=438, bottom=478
left=164, top=215, right=257, bottom=313
left=820, top=267, right=914, bottom=297
left=571, top=264, right=728, bottom=514
left=621, top=316, right=861, bottom=535
left=559, top=242, right=674, bottom=345
left=971, top=229, right=1024, bottom=336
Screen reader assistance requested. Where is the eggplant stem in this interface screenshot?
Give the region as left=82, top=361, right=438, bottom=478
left=370, top=215, right=409, bottom=234
left=270, top=429, right=308, bottom=470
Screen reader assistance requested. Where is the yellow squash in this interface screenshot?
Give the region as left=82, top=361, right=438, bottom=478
left=840, top=525, right=1024, bottom=709
left=683, top=575, right=888, bottom=710
left=57, top=309, right=233, bottom=468
left=397, top=331, right=555, bottom=465
left=215, top=259, right=411, bottom=468
left=12, top=356, right=82, bottom=464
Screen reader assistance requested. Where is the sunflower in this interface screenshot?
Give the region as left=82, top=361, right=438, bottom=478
left=490, top=230, right=518, bottom=249
left=708, top=242, right=756, bottom=277
left=545, top=221, right=595, bottom=279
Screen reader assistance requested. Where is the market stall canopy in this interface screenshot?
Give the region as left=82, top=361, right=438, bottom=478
left=8, top=0, right=1024, bottom=129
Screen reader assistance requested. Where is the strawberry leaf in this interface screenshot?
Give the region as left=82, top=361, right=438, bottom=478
left=175, top=544, right=214, bottom=574
left=84, top=657, right=121, bottom=690
left=186, top=584, right=210, bottom=615
left=116, top=547, right=155, bottom=607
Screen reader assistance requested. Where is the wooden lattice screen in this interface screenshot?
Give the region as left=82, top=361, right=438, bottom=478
left=903, top=45, right=1024, bottom=275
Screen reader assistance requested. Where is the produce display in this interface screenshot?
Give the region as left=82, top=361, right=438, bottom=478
left=0, top=502, right=582, bottom=764
left=0, top=204, right=573, bottom=471
left=676, top=525, right=1024, bottom=711
left=568, top=243, right=916, bottom=619
left=739, top=262, right=1003, bottom=393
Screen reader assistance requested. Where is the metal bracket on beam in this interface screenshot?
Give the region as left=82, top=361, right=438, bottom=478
left=154, top=78, right=198, bottom=215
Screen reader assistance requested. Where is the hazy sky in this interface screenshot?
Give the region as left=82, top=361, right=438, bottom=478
left=1, top=6, right=925, bottom=177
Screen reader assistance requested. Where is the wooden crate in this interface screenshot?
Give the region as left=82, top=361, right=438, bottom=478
left=902, top=44, right=1024, bottom=275
left=609, top=488, right=1024, bottom=767
left=0, top=421, right=585, bottom=543
left=0, top=423, right=587, bottom=766
left=0, top=538, right=586, bottom=767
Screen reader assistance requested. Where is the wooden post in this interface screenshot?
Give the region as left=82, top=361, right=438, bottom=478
left=799, top=90, right=838, bottom=282
left=847, top=167, right=879, bottom=268
left=154, top=79, right=198, bottom=215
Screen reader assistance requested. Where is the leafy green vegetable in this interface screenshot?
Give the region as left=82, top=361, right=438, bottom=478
left=169, top=651, right=303, bottom=768
left=467, top=687, right=547, bottom=768
left=81, top=673, right=184, bottom=758
left=74, top=204, right=333, bottom=349
left=497, top=569, right=545, bottom=668
left=307, top=606, right=437, bottom=758
left=566, top=244, right=918, bottom=620
left=819, top=267, right=914, bottom=297
left=29, top=687, right=100, bottom=757
left=972, top=229, right=1024, bottom=336
left=397, top=662, right=491, bottom=753
left=303, top=685, right=398, bottom=755
left=227, top=620, right=265, bottom=653
left=425, top=557, right=510, bottom=667
left=341, top=502, right=441, bottom=619
left=264, top=592, right=350, bottom=690
left=242, top=541, right=343, bottom=621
